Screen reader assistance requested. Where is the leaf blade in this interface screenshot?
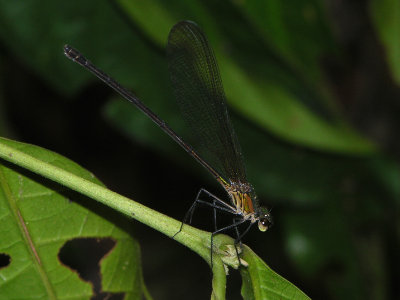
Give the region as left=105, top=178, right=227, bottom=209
left=241, top=246, right=310, bottom=300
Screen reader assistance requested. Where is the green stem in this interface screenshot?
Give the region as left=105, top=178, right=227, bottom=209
left=0, top=138, right=205, bottom=259
left=211, top=258, right=227, bottom=300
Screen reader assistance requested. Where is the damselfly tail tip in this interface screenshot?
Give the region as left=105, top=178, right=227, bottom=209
left=63, top=44, right=80, bottom=61
left=63, top=44, right=71, bottom=56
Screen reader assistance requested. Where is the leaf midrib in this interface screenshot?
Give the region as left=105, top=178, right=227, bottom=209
left=0, top=164, right=58, bottom=299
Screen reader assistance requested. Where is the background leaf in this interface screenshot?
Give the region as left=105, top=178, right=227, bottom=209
left=369, top=0, right=400, bottom=84
left=115, top=0, right=375, bottom=153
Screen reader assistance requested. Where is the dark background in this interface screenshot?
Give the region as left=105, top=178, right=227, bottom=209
left=0, top=0, right=399, bottom=299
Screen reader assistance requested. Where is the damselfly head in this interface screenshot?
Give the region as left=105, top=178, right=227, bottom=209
left=257, top=207, right=273, bottom=232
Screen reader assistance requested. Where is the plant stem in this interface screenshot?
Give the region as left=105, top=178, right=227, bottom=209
left=0, top=138, right=205, bottom=257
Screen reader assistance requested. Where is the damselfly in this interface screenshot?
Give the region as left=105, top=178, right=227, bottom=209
left=64, top=20, right=273, bottom=266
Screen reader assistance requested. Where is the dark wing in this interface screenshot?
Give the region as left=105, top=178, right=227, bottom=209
left=166, top=20, right=247, bottom=184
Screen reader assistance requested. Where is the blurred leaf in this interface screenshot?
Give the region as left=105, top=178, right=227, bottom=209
left=233, top=0, right=336, bottom=81
left=115, top=0, right=216, bottom=47
left=369, top=0, right=400, bottom=85
left=367, top=156, right=400, bottom=203
left=283, top=208, right=355, bottom=274
left=281, top=160, right=391, bottom=300
left=112, top=1, right=375, bottom=153
left=220, top=61, right=375, bottom=153
left=241, top=246, right=310, bottom=300
left=0, top=0, right=163, bottom=96
left=104, top=99, right=182, bottom=155
left=115, top=0, right=175, bottom=46
left=0, top=57, right=12, bottom=137
left=0, top=138, right=144, bottom=299
left=0, top=88, right=8, bottom=137
left=283, top=212, right=364, bottom=299
left=0, top=0, right=376, bottom=153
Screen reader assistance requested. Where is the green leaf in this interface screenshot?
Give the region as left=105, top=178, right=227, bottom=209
left=0, top=138, right=145, bottom=299
left=369, top=0, right=400, bottom=84
left=240, top=246, right=310, bottom=300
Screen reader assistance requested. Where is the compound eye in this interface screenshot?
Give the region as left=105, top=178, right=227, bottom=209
left=258, top=219, right=269, bottom=232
